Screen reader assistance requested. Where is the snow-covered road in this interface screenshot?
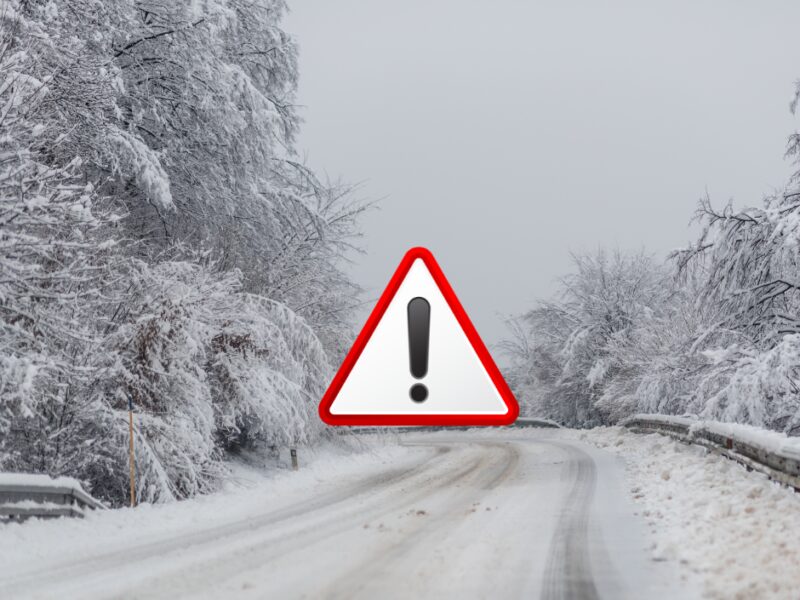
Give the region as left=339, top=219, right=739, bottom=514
left=0, top=431, right=692, bottom=599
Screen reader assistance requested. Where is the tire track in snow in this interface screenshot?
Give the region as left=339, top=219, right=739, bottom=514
left=123, top=442, right=498, bottom=599
left=540, top=441, right=601, bottom=600
left=1, top=433, right=684, bottom=600
left=324, top=442, right=521, bottom=599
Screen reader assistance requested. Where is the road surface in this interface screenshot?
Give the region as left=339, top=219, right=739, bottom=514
left=0, top=431, right=694, bottom=599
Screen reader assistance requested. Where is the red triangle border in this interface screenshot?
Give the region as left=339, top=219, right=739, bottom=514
left=319, top=247, right=519, bottom=426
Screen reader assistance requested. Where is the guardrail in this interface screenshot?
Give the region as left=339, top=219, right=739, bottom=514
left=512, top=417, right=561, bottom=429
left=0, top=474, right=107, bottom=521
left=622, top=414, right=800, bottom=492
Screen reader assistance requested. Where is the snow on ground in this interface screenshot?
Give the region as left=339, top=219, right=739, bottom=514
left=0, top=429, right=688, bottom=600
left=2, top=426, right=798, bottom=599
left=574, top=426, right=800, bottom=600
left=626, top=413, right=800, bottom=458
left=0, top=433, right=422, bottom=575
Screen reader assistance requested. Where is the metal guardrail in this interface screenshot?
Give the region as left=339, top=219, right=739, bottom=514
left=623, top=415, right=800, bottom=492
left=0, top=477, right=107, bottom=521
left=512, top=417, right=561, bottom=429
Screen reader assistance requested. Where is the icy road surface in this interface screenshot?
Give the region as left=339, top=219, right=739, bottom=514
left=0, top=431, right=692, bottom=599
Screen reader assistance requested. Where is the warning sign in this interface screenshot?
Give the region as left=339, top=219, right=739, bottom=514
left=319, top=247, right=519, bottom=426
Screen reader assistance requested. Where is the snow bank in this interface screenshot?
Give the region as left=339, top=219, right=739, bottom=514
left=577, top=426, right=800, bottom=600
left=625, top=413, right=800, bottom=462
left=690, top=420, right=800, bottom=459
left=0, top=436, right=423, bottom=580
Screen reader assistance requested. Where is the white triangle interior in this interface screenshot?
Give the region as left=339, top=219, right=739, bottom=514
left=330, top=259, right=509, bottom=415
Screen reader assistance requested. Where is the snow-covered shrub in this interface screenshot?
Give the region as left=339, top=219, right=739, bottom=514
left=210, top=295, right=331, bottom=451
left=695, top=336, right=800, bottom=430
left=93, top=261, right=227, bottom=502
left=82, top=259, right=335, bottom=504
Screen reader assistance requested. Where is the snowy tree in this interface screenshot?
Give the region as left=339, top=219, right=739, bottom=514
left=0, top=11, right=123, bottom=484
left=671, top=188, right=800, bottom=433
left=12, top=0, right=366, bottom=357
left=105, top=0, right=366, bottom=359
left=1, top=0, right=367, bottom=505
left=504, top=76, right=800, bottom=435
left=503, top=250, right=666, bottom=427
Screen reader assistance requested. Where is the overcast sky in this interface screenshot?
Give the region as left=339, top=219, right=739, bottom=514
left=285, top=0, right=800, bottom=349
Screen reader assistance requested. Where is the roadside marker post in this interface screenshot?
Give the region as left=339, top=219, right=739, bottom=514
left=128, top=395, right=136, bottom=508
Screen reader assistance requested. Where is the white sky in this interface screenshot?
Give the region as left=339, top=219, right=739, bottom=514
left=285, top=0, right=800, bottom=348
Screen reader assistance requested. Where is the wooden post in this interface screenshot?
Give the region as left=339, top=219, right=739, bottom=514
left=290, top=447, right=298, bottom=471
left=128, top=396, right=136, bottom=508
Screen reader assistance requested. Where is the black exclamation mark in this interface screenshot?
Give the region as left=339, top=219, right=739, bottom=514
left=407, top=297, right=430, bottom=402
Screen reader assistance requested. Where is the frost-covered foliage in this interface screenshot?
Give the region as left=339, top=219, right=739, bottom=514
left=0, top=1, right=364, bottom=505
left=654, top=80, right=800, bottom=434
left=505, top=86, right=800, bottom=434
left=505, top=240, right=800, bottom=433
left=668, top=189, right=800, bottom=433
left=502, top=251, right=668, bottom=427
left=0, top=18, right=122, bottom=477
